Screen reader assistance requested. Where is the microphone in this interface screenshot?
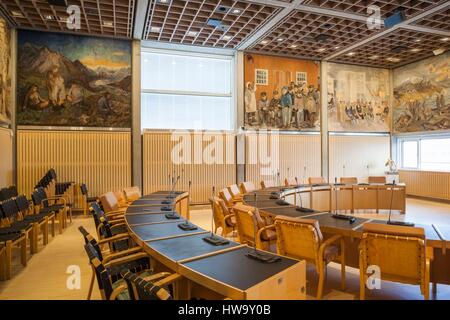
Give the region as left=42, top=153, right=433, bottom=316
left=334, top=177, right=338, bottom=214
left=295, top=176, right=313, bottom=213
left=287, top=167, right=290, bottom=185
left=203, top=186, right=229, bottom=246
left=387, top=180, right=414, bottom=226
left=277, top=170, right=280, bottom=186
left=303, top=166, right=307, bottom=184
left=162, top=175, right=179, bottom=205
left=162, top=175, right=180, bottom=212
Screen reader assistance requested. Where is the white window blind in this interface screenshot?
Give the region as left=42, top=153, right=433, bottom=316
left=141, top=50, right=233, bottom=130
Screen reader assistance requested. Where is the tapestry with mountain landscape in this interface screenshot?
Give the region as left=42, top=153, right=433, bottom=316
left=17, top=30, right=131, bottom=127
left=393, top=52, right=450, bottom=133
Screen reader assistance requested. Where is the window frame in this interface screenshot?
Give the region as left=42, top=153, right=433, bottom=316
left=255, top=68, right=268, bottom=85
left=140, top=47, right=235, bottom=131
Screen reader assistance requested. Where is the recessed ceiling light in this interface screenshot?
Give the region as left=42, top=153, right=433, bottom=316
left=277, top=38, right=284, bottom=42
left=44, top=15, right=54, bottom=20
left=260, top=40, right=268, bottom=45
left=414, top=39, right=421, bottom=43
left=290, top=44, right=298, bottom=48
left=316, top=48, right=326, bottom=52
left=11, top=10, right=24, bottom=18
left=222, top=35, right=232, bottom=41
left=232, top=9, right=241, bottom=14
left=369, top=55, right=379, bottom=60
left=346, top=52, right=356, bottom=56
left=387, top=57, right=401, bottom=62
left=411, top=48, right=421, bottom=52
left=103, top=21, right=113, bottom=27
left=157, top=0, right=171, bottom=4
left=334, top=46, right=340, bottom=50
left=188, top=31, right=198, bottom=37
left=433, top=48, right=445, bottom=56
left=441, top=37, right=449, bottom=42
left=150, top=26, right=161, bottom=33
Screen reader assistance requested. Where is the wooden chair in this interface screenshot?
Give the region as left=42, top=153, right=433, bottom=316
left=227, top=184, right=243, bottom=201
left=274, top=215, right=346, bottom=299
left=232, top=203, right=276, bottom=252
left=240, top=181, right=256, bottom=194
left=359, top=223, right=432, bottom=300
left=99, top=191, right=127, bottom=215
left=0, top=245, right=5, bottom=280
left=90, top=202, right=128, bottom=244
left=219, top=187, right=241, bottom=208
left=32, top=187, right=66, bottom=234
left=340, top=177, right=358, bottom=184
left=308, top=177, right=327, bottom=185
left=16, top=195, right=53, bottom=244
left=120, top=269, right=180, bottom=300
left=123, top=187, right=141, bottom=203
left=284, top=177, right=297, bottom=186
left=113, top=190, right=129, bottom=209
left=260, top=180, right=275, bottom=189
left=80, top=184, right=97, bottom=215
left=368, top=176, right=386, bottom=184
left=209, top=196, right=236, bottom=236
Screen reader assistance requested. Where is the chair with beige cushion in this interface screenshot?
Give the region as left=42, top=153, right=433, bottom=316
left=209, top=196, right=236, bottom=237
left=99, top=192, right=127, bottom=215
left=340, top=177, right=358, bottom=184
left=284, top=177, right=297, bottom=186
left=113, top=190, right=128, bottom=208
left=274, top=215, right=346, bottom=299
left=232, top=203, right=276, bottom=252
left=123, top=186, right=141, bottom=203
left=359, top=223, right=432, bottom=300
left=227, top=184, right=243, bottom=201
left=308, top=177, right=327, bottom=185
left=368, top=176, right=386, bottom=184
left=260, top=180, right=275, bottom=189
left=219, top=187, right=241, bottom=208
left=239, top=181, right=256, bottom=194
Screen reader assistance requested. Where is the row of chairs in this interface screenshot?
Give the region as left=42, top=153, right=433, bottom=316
left=261, top=176, right=388, bottom=189
left=80, top=186, right=183, bottom=300
left=210, top=181, right=431, bottom=300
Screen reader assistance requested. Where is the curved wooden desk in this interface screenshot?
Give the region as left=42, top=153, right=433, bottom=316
left=125, top=190, right=306, bottom=300
left=243, top=185, right=450, bottom=286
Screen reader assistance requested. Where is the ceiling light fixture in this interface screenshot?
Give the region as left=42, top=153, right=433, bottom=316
left=369, top=55, right=379, bottom=60
left=150, top=26, right=161, bottom=33
left=410, top=48, right=421, bottom=52
left=387, top=57, right=401, bottom=62
left=290, top=44, right=298, bottom=48
left=277, top=38, right=284, bottom=42
left=222, top=35, right=232, bottom=41
left=441, top=37, right=449, bottom=42
left=103, top=21, right=113, bottom=27
left=414, top=39, right=421, bottom=43
left=433, top=48, right=445, bottom=56
left=188, top=31, right=198, bottom=37
left=232, top=9, right=241, bottom=14
left=316, top=48, right=326, bottom=52
left=346, top=52, right=356, bottom=56
left=44, top=15, right=54, bottom=20
left=334, top=46, right=340, bottom=50
left=260, top=40, right=268, bottom=45
left=11, top=10, right=24, bottom=18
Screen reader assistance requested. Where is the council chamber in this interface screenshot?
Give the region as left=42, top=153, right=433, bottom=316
left=0, top=0, right=449, bottom=303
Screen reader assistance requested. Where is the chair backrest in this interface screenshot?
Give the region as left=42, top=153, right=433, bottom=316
left=368, top=176, right=386, bottom=184
left=361, top=223, right=426, bottom=283
left=80, top=184, right=88, bottom=196
left=284, top=177, right=297, bottom=186
left=240, top=181, right=256, bottom=194
left=79, top=226, right=103, bottom=261
left=233, top=203, right=267, bottom=246
left=113, top=190, right=127, bottom=207
left=15, top=195, right=32, bottom=215
left=31, top=187, right=49, bottom=207
left=0, top=186, right=18, bottom=201
left=120, top=270, right=172, bottom=300
left=84, top=242, right=114, bottom=300
left=260, top=180, right=275, bottom=189
left=90, top=201, right=105, bottom=229
left=340, top=177, right=358, bottom=184
left=274, top=216, right=323, bottom=263
left=0, top=198, right=20, bottom=221
left=209, top=196, right=224, bottom=229
left=219, top=188, right=234, bottom=206
left=308, top=177, right=326, bottom=185
left=228, top=184, right=241, bottom=198
left=99, top=191, right=120, bottom=213
left=123, top=187, right=141, bottom=202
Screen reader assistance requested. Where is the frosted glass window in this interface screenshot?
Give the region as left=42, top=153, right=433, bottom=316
left=402, top=140, right=418, bottom=169
left=141, top=50, right=233, bottom=130
left=420, top=138, right=450, bottom=171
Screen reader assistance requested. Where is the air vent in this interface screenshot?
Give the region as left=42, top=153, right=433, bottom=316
left=391, top=46, right=407, bottom=53
left=315, top=34, right=330, bottom=43
left=207, top=18, right=222, bottom=27
left=48, top=0, right=68, bottom=6
left=216, top=6, right=230, bottom=14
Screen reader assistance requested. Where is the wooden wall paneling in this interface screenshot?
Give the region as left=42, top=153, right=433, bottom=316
left=399, top=170, right=450, bottom=201
left=17, top=130, right=132, bottom=209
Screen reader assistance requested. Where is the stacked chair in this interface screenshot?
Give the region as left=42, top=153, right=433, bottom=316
left=80, top=184, right=98, bottom=215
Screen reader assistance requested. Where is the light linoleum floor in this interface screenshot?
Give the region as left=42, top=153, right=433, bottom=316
left=0, top=197, right=449, bottom=300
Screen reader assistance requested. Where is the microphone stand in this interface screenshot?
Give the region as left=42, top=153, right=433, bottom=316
left=203, top=186, right=229, bottom=245
left=295, top=176, right=313, bottom=213
left=387, top=180, right=414, bottom=226
left=331, top=177, right=356, bottom=223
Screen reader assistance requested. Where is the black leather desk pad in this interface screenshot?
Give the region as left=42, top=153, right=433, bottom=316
left=126, top=206, right=170, bottom=213
left=261, top=206, right=322, bottom=218
left=150, top=191, right=185, bottom=195
left=131, top=222, right=205, bottom=241
left=147, top=233, right=239, bottom=262
left=131, top=199, right=171, bottom=205
left=244, top=200, right=293, bottom=208
left=181, top=246, right=298, bottom=290
left=243, top=194, right=276, bottom=201
left=126, top=213, right=184, bottom=225
left=312, top=214, right=369, bottom=230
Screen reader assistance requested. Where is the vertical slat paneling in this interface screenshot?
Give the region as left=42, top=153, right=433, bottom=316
left=245, top=133, right=322, bottom=185
left=399, top=170, right=450, bottom=200
left=143, top=131, right=236, bottom=203
left=17, top=130, right=132, bottom=208
left=329, top=135, right=390, bottom=183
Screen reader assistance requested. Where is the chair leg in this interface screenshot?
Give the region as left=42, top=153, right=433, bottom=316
left=30, top=226, right=37, bottom=254
left=317, top=264, right=325, bottom=300
left=340, top=238, right=346, bottom=291
left=57, top=212, right=63, bottom=234
left=51, top=216, right=55, bottom=237
left=5, top=240, right=12, bottom=280
left=21, top=237, right=27, bottom=267
left=359, top=271, right=365, bottom=300
left=87, top=270, right=95, bottom=300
